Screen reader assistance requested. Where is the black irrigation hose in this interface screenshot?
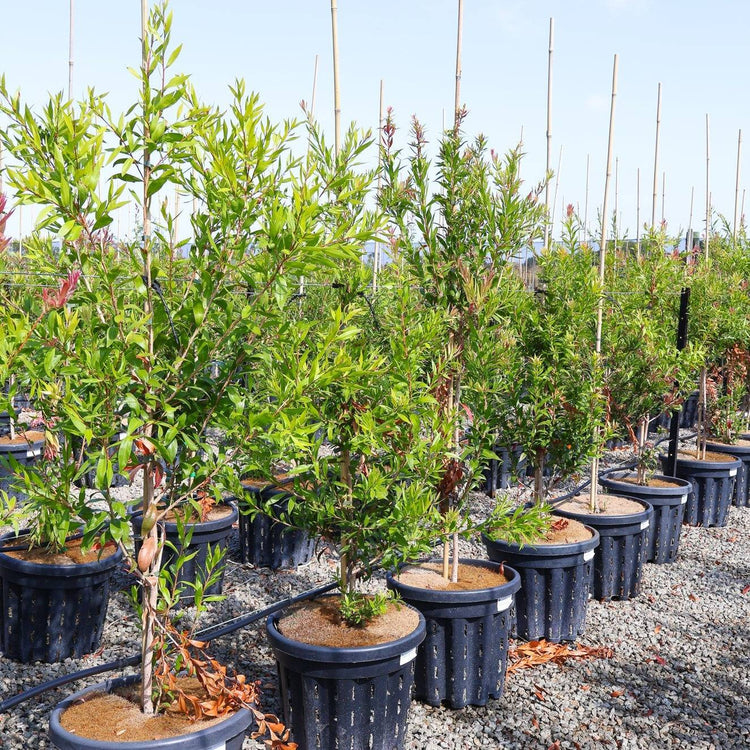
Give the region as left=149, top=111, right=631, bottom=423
left=0, top=580, right=338, bottom=713
left=547, top=429, right=695, bottom=508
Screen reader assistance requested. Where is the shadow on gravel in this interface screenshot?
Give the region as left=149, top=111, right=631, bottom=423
left=580, top=648, right=750, bottom=748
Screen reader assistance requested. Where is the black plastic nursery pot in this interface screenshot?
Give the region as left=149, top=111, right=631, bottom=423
left=599, top=473, right=690, bottom=564
left=267, top=597, right=426, bottom=750
left=386, top=559, right=521, bottom=709
left=481, top=444, right=523, bottom=497
left=0, top=532, right=123, bottom=663
left=482, top=528, right=599, bottom=643
left=236, top=481, right=315, bottom=569
left=131, top=501, right=237, bottom=606
left=0, top=432, right=44, bottom=503
left=704, top=440, right=750, bottom=508
left=553, top=497, right=653, bottom=601
left=48, top=673, right=253, bottom=749
left=660, top=451, right=741, bottom=527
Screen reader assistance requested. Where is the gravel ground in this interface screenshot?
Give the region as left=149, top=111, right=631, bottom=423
left=1, top=444, right=749, bottom=749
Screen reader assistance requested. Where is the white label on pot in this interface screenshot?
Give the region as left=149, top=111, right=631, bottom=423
left=399, top=647, right=417, bottom=666
left=583, top=550, right=595, bottom=562
left=26, top=448, right=41, bottom=458
left=640, top=520, right=650, bottom=530
left=681, top=495, right=688, bottom=505
left=729, top=468, right=737, bottom=476
left=496, top=596, right=512, bottom=613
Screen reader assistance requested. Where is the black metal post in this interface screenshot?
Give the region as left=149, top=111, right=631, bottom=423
left=666, top=288, right=691, bottom=476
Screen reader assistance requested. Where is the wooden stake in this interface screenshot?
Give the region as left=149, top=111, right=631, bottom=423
left=589, top=53, right=618, bottom=514
left=544, top=18, right=554, bottom=248
left=373, top=79, right=384, bottom=294
left=330, top=1, right=341, bottom=156
left=705, top=114, right=710, bottom=261
left=454, top=0, right=464, bottom=127
left=733, top=128, right=742, bottom=242
left=68, top=0, right=75, bottom=100
left=651, top=82, right=661, bottom=228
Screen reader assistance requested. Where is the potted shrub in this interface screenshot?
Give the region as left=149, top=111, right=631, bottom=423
left=599, top=242, right=699, bottom=563
left=661, top=244, right=746, bottom=526
left=543, top=210, right=653, bottom=602
left=240, top=266, right=444, bottom=748
left=482, top=221, right=602, bottom=637
left=378, top=112, right=548, bottom=707
left=0, top=4, right=354, bottom=744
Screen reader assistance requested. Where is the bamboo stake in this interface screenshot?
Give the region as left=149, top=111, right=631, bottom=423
left=310, top=54, right=319, bottom=117
left=550, top=144, right=563, bottom=242
left=635, top=168, right=641, bottom=259
left=705, top=114, right=710, bottom=261
left=544, top=18, right=554, bottom=248
left=330, top=1, right=341, bottom=156
left=589, top=54, right=618, bottom=514
left=584, top=153, right=590, bottom=241
left=742, top=188, right=746, bottom=229
left=651, top=82, right=661, bottom=228
left=373, top=79, right=384, bottom=294
left=446, top=0, right=465, bottom=585
left=454, top=0, right=464, bottom=128
left=733, top=129, right=742, bottom=242
left=299, top=54, right=320, bottom=301
left=68, top=0, right=74, bottom=100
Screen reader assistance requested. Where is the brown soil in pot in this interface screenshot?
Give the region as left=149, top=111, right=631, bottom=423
left=59, top=677, right=232, bottom=742
left=162, top=503, right=234, bottom=524
left=537, top=517, right=592, bottom=544
left=706, top=438, right=750, bottom=448
left=1, top=536, right=118, bottom=565
left=618, top=475, right=684, bottom=489
left=678, top=449, right=740, bottom=463
left=557, top=493, right=645, bottom=516
left=0, top=429, right=44, bottom=446
left=241, top=473, right=292, bottom=490
left=277, top=595, right=420, bottom=648
left=396, top=561, right=508, bottom=591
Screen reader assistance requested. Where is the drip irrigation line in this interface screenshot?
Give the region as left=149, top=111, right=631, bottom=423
left=0, top=579, right=337, bottom=713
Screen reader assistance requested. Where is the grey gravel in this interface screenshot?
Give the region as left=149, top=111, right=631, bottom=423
left=1, top=442, right=749, bottom=749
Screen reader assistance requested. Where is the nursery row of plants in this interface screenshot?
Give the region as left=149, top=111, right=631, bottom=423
left=1, top=5, right=750, bottom=749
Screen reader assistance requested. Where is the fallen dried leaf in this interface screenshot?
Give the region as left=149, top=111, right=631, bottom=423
left=610, top=690, right=624, bottom=698
left=580, top=684, right=591, bottom=691
left=654, top=654, right=666, bottom=666
left=532, top=718, right=540, bottom=728
left=654, top=624, right=662, bottom=634
left=742, top=584, right=750, bottom=595
left=547, top=742, right=561, bottom=750
left=507, top=639, right=614, bottom=673
left=534, top=689, right=545, bottom=701
left=688, top=594, right=698, bottom=602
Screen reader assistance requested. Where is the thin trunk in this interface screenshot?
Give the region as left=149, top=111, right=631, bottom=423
left=140, top=0, right=157, bottom=716
left=374, top=79, right=384, bottom=294
left=534, top=451, right=545, bottom=505
left=697, top=367, right=708, bottom=459
left=590, top=54, right=618, bottom=514
left=636, top=417, right=648, bottom=484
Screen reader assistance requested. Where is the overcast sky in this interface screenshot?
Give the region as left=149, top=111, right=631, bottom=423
left=1, top=1, right=747, bottom=243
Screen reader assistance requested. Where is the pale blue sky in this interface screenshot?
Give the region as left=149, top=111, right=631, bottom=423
left=1, top=1, right=748, bottom=243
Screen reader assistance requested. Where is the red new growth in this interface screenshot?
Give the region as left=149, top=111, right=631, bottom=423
left=42, top=270, right=81, bottom=311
